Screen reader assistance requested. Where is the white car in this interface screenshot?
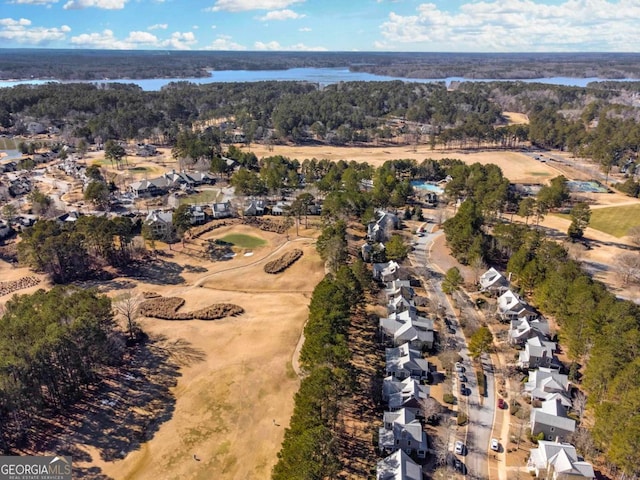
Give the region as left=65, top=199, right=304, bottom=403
left=490, top=438, right=499, bottom=451
left=454, top=441, right=465, bottom=455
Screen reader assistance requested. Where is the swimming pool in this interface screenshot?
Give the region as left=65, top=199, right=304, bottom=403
left=411, top=180, right=444, bottom=194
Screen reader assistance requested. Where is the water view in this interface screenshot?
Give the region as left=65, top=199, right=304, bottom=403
left=0, top=67, right=636, bottom=91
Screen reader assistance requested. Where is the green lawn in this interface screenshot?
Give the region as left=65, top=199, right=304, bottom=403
left=179, top=189, right=221, bottom=205
left=218, top=233, right=267, bottom=249
left=556, top=204, right=640, bottom=238
left=0, top=137, right=18, bottom=150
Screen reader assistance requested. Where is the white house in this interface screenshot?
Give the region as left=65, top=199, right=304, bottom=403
left=382, top=376, right=430, bottom=416
left=479, top=267, right=509, bottom=294
left=524, top=367, right=571, bottom=408
left=509, top=316, right=550, bottom=346
left=377, top=449, right=422, bottom=480
left=373, top=260, right=401, bottom=282
left=528, top=441, right=594, bottom=479
left=144, top=210, right=173, bottom=239
left=497, top=289, right=537, bottom=321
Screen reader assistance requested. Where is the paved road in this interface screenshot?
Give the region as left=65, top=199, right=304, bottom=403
left=409, top=223, right=495, bottom=479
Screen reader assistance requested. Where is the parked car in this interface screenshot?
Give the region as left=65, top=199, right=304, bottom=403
left=460, top=383, right=466, bottom=394
left=455, top=440, right=465, bottom=455
left=458, top=372, right=467, bottom=382
left=491, top=438, right=500, bottom=451
left=455, top=362, right=465, bottom=372
left=497, top=398, right=505, bottom=409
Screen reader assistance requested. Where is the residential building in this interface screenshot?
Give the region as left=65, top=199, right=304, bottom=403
left=380, top=311, right=434, bottom=350
left=373, top=260, right=401, bottom=282
left=211, top=201, right=233, bottom=219
left=497, top=289, right=538, bottom=321
left=479, top=267, right=509, bottom=294
left=509, top=316, right=550, bottom=346
left=528, top=441, right=594, bottom=479
left=368, top=210, right=399, bottom=243
left=144, top=210, right=173, bottom=240
left=524, top=367, right=571, bottom=408
left=518, top=336, right=558, bottom=369
left=377, top=449, right=422, bottom=480
left=382, top=376, right=430, bottom=416
left=385, top=343, right=430, bottom=380
left=378, top=408, right=428, bottom=459
left=531, top=398, right=576, bottom=442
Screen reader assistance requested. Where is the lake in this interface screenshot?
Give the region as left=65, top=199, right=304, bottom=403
left=0, top=67, right=636, bottom=91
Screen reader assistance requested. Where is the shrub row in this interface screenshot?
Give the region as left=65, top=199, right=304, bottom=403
left=0, top=276, right=41, bottom=297
left=264, top=249, right=303, bottom=274
left=139, top=296, right=243, bottom=320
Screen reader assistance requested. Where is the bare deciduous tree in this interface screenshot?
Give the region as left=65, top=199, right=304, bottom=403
left=114, top=292, right=143, bottom=340
left=614, top=252, right=640, bottom=285
left=421, top=397, right=444, bottom=425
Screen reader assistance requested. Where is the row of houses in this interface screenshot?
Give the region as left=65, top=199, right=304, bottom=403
left=129, top=170, right=217, bottom=198
left=374, top=260, right=435, bottom=479
left=480, top=267, right=594, bottom=479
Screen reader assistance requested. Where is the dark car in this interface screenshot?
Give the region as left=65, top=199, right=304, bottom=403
left=460, top=383, right=466, bottom=394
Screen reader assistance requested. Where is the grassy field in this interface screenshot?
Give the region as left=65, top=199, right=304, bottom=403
left=557, top=204, right=640, bottom=237
left=179, top=189, right=222, bottom=205
left=219, top=233, right=267, bottom=248
left=589, top=204, right=640, bottom=237
left=0, top=137, right=18, bottom=150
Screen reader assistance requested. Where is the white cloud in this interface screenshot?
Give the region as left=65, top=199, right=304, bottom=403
left=205, top=34, right=246, bottom=50
left=63, top=0, right=127, bottom=9
left=161, top=31, right=197, bottom=49
left=378, top=0, right=640, bottom=51
left=0, top=17, right=70, bottom=45
left=209, top=0, right=304, bottom=12
left=254, top=40, right=326, bottom=51
left=148, top=23, right=168, bottom=30
left=257, top=9, right=305, bottom=21
left=298, top=27, right=311, bottom=32
left=7, top=0, right=59, bottom=5
left=70, top=28, right=196, bottom=49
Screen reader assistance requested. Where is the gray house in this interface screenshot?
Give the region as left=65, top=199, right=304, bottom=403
left=367, top=210, right=399, bottom=243
left=378, top=408, right=428, bottom=459
left=509, top=316, right=550, bottom=346
left=380, top=310, right=434, bottom=350
left=530, top=398, right=576, bottom=442
left=518, top=336, right=557, bottom=369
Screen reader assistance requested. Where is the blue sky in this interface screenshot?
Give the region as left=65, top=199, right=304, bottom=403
left=1, top=0, right=639, bottom=51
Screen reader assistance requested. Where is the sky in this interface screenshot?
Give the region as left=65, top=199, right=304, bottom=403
left=1, top=0, right=640, bottom=52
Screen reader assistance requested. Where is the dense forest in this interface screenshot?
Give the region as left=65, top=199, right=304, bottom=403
left=0, top=287, right=123, bottom=452
left=2, top=50, right=640, bottom=81
left=3, top=78, right=640, bottom=176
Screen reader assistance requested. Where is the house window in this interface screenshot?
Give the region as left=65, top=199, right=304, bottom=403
left=407, top=441, right=411, bottom=446
left=550, top=427, right=555, bottom=432
left=396, top=440, right=400, bottom=445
